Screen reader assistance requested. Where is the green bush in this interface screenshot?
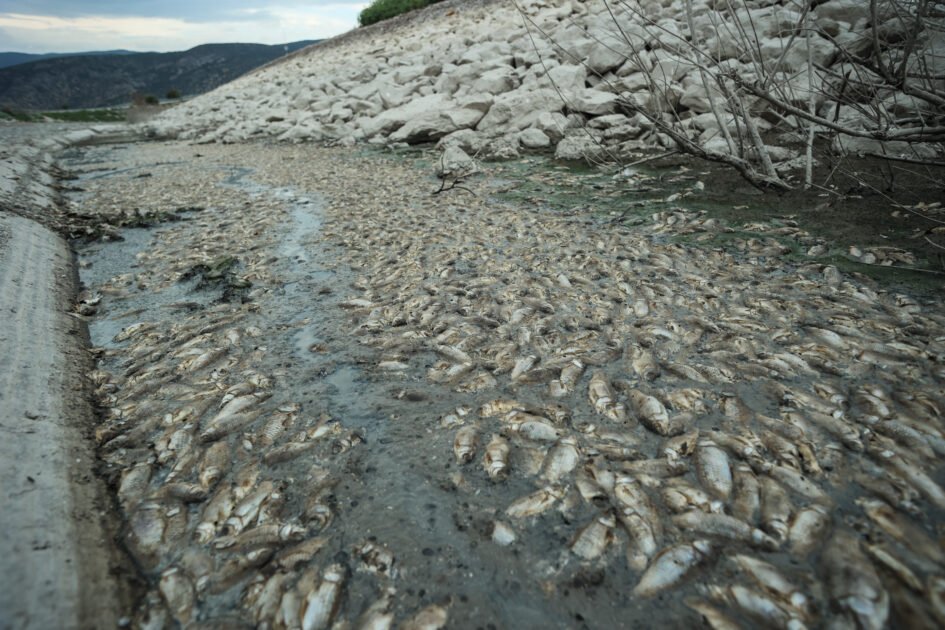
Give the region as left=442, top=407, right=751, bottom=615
left=358, top=0, right=445, bottom=27
left=166, top=89, right=181, bottom=99
left=145, top=95, right=159, bottom=105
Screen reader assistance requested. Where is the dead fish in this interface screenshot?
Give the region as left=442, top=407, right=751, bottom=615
left=400, top=604, right=449, bottom=630
left=865, top=544, right=924, bottom=593
left=223, top=481, right=275, bottom=536
left=760, top=477, right=792, bottom=543
left=126, top=501, right=167, bottom=566
left=550, top=359, right=585, bottom=397
left=275, top=536, right=330, bottom=570
left=247, top=571, right=291, bottom=626
left=705, top=584, right=803, bottom=629
left=300, top=564, right=346, bottom=630
left=257, top=404, right=300, bottom=448
left=214, top=522, right=306, bottom=551
left=114, top=321, right=157, bottom=343
left=788, top=504, right=831, bottom=556
left=118, top=460, right=153, bottom=510
left=199, top=410, right=263, bottom=442
left=453, top=424, right=478, bottom=464
left=732, top=554, right=810, bottom=616
left=198, top=440, right=230, bottom=489
left=195, top=483, right=235, bottom=543
left=160, top=482, right=208, bottom=503
left=479, top=399, right=525, bottom=418
left=858, top=498, right=945, bottom=566
left=672, top=512, right=779, bottom=550
left=822, top=531, right=889, bottom=630
left=510, top=354, right=538, bottom=381
left=354, top=587, right=396, bottom=630
left=629, top=347, right=660, bottom=381
left=696, top=438, right=733, bottom=500
left=213, top=390, right=271, bottom=422
left=540, top=437, right=581, bottom=484
left=632, top=540, right=713, bottom=597
left=588, top=371, right=627, bottom=422
left=661, top=479, right=723, bottom=514
left=732, top=464, right=761, bottom=524
left=178, top=346, right=227, bottom=373
left=159, top=566, right=196, bottom=625
left=684, top=598, right=742, bottom=630
left=433, top=343, right=473, bottom=364
left=378, top=360, right=409, bottom=371
left=506, top=487, right=562, bottom=519
left=507, top=417, right=560, bottom=442
left=456, top=371, right=497, bottom=392
left=628, top=389, right=682, bottom=436
left=483, top=434, right=510, bottom=480
left=618, top=507, right=660, bottom=572
left=571, top=512, right=616, bottom=560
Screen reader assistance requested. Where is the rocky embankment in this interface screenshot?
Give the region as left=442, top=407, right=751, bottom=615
left=145, top=0, right=942, bottom=165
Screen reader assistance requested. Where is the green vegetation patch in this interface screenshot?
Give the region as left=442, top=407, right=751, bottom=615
left=358, top=0, right=445, bottom=26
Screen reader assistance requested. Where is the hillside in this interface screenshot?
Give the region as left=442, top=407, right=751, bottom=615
left=0, top=50, right=136, bottom=70
left=0, top=41, right=318, bottom=110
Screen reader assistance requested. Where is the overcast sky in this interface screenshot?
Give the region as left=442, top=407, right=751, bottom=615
left=0, top=1, right=368, bottom=53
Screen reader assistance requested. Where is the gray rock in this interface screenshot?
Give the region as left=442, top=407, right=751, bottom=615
left=436, top=145, right=478, bottom=177
left=554, top=133, right=608, bottom=162
left=484, top=136, right=521, bottom=160
left=518, top=128, right=552, bottom=149
left=437, top=129, right=487, bottom=153
left=389, top=106, right=488, bottom=144
left=586, top=45, right=626, bottom=74
left=359, top=94, right=449, bottom=138
left=477, top=87, right=564, bottom=133
left=535, top=111, right=570, bottom=142
left=472, top=67, right=517, bottom=95
left=570, top=90, right=619, bottom=115
left=544, top=63, right=588, bottom=94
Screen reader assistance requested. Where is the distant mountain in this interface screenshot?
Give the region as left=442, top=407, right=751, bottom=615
left=0, top=50, right=137, bottom=70
left=0, top=41, right=318, bottom=110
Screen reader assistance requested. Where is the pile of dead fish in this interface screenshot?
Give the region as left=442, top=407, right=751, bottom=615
left=85, top=159, right=450, bottom=629
left=82, top=142, right=945, bottom=629
left=312, top=153, right=945, bottom=629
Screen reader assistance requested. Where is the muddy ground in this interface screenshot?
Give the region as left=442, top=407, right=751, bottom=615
left=28, top=136, right=945, bottom=628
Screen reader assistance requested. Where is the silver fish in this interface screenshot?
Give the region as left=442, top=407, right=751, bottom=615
left=822, top=531, right=889, bottom=630
left=540, top=437, right=581, bottom=484
left=300, top=564, right=346, bottom=630
left=483, top=434, right=510, bottom=480
left=453, top=424, right=478, bottom=464
left=696, top=438, right=733, bottom=500
left=506, top=487, right=561, bottom=519
left=633, top=540, right=713, bottom=597
left=570, top=512, right=616, bottom=560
